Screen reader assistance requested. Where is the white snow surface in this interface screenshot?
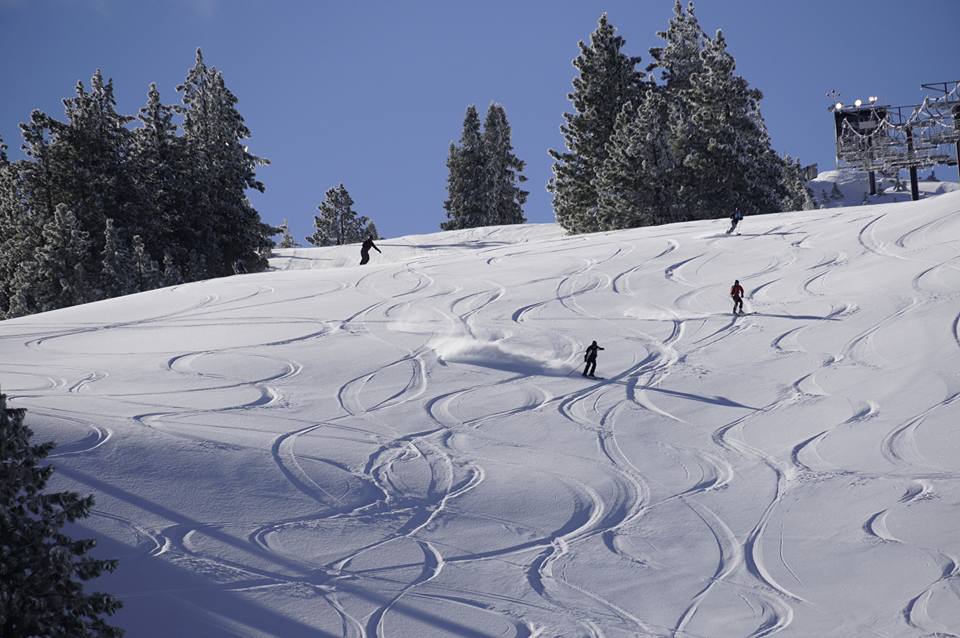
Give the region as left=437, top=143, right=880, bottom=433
left=3, top=193, right=960, bottom=637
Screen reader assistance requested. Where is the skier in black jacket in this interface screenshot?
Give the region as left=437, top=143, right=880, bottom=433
left=583, top=340, right=604, bottom=378
left=360, top=236, right=381, bottom=265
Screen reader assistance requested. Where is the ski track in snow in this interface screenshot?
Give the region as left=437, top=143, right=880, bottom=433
left=3, top=201, right=960, bottom=636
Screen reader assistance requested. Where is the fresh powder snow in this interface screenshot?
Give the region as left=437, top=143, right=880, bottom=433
left=2, top=192, right=959, bottom=637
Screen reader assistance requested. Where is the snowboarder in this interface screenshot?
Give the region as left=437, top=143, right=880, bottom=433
left=233, top=258, right=247, bottom=275
left=359, top=236, right=381, bottom=265
left=726, top=208, right=744, bottom=235
left=583, top=340, right=605, bottom=378
left=730, top=279, right=745, bottom=315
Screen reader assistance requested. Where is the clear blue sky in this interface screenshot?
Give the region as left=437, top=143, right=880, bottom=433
left=1, top=0, right=957, bottom=240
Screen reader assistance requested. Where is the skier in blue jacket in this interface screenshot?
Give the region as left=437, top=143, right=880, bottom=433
left=727, top=208, right=744, bottom=235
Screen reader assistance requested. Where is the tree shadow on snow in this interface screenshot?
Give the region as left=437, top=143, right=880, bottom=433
left=749, top=312, right=840, bottom=321
left=632, top=384, right=760, bottom=410
left=59, top=465, right=509, bottom=638
left=593, top=379, right=759, bottom=410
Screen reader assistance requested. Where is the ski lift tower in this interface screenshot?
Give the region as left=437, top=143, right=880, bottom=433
left=831, top=96, right=886, bottom=196
left=921, top=81, right=960, bottom=181
left=832, top=81, right=960, bottom=201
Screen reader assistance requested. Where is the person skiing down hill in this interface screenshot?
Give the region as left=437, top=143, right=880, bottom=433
left=727, top=208, right=743, bottom=235
left=359, top=236, right=381, bottom=265
left=730, top=279, right=745, bottom=315
left=583, top=340, right=605, bottom=378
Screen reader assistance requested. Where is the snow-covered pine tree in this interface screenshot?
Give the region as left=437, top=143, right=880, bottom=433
left=161, top=251, right=183, bottom=286
left=0, top=137, right=10, bottom=314
left=0, top=137, right=28, bottom=316
left=100, top=218, right=138, bottom=298
left=16, top=110, right=60, bottom=234
left=132, top=83, right=187, bottom=273
left=0, top=391, right=123, bottom=637
left=2, top=164, right=46, bottom=319
left=482, top=104, right=528, bottom=226
left=441, top=106, right=486, bottom=230
left=276, top=219, right=300, bottom=248
left=670, top=30, right=784, bottom=219
left=780, top=155, right=815, bottom=211
left=56, top=71, right=137, bottom=283
left=131, top=234, right=159, bottom=291
left=648, top=1, right=707, bottom=92
left=647, top=1, right=707, bottom=219
left=30, top=204, right=92, bottom=312
left=549, top=14, right=644, bottom=234
left=185, top=249, right=209, bottom=281
left=596, top=90, right=676, bottom=230
left=306, top=184, right=371, bottom=246
left=178, top=49, right=271, bottom=275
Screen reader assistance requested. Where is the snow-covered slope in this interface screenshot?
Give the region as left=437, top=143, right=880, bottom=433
left=3, top=193, right=960, bottom=637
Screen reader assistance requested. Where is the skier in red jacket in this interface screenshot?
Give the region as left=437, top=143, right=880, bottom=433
left=730, top=280, right=745, bottom=315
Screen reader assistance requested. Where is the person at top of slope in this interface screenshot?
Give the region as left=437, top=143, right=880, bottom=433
left=360, top=236, right=381, bottom=265
left=583, top=340, right=605, bottom=378
left=730, top=279, right=745, bottom=315
left=727, top=207, right=744, bottom=235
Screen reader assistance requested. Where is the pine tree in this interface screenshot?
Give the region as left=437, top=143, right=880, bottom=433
left=363, top=219, right=379, bottom=240
left=0, top=137, right=30, bottom=316
left=306, top=184, right=374, bottom=246
left=178, top=49, right=271, bottom=275
left=669, top=30, right=784, bottom=219
left=131, top=234, right=159, bottom=291
left=549, top=14, right=643, bottom=234
left=55, top=71, right=137, bottom=283
left=276, top=219, right=300, bottom=248
left=29, top=204, right=92, bottom=312
left=160, top=251, right=183, bottom=286
left=648, top=1, right=707, bottom=92
left=780, top=155, right=815, bottom=211
left=185, top=249, right=209, bottom=281
left=131, top=83, right=186, bottom=271
left=100, top=218, right=138, bottom=298
left=0, top=391, right=123, bottom=637
left=481, top=104, right=528, bottom=226
left=647, top=1, right=707, bottom=219
left=1, top=52, right=283, bottom=317
left=441, top=106, right=486, bottom=230
left=596, top=90, right=676, bottom=230
left=16, top=110, right=60, bottom=231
